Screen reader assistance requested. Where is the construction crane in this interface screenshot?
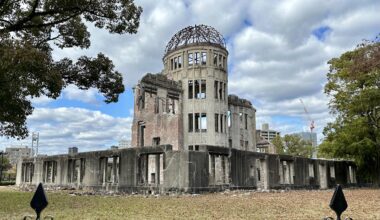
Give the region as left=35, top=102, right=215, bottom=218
left=299, top=99, right=315, bottom=133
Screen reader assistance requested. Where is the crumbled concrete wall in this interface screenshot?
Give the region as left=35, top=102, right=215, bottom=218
left=18, top=145, right=357, bottom=193
left=228, top=95, right=256, bottom=152
left=131, top=75, right=183, bottom=151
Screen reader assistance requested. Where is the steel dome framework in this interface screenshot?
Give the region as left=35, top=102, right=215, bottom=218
left=164, top=24, right=226, bottom=55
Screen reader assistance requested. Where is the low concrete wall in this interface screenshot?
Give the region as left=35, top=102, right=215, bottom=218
left=17, top=145, right=357, bottom=193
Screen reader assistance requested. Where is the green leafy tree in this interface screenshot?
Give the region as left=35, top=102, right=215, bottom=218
left=0, top=0, right=142, bottom=139
left=283, top=134, right=313, bottom=158
left=272, top=135, right=285, bottom=154
left=319, top=40, right=380, bottom=183
left=0, top=156, right=11, bottom=172
left=271, top=134, right=313, bottom=158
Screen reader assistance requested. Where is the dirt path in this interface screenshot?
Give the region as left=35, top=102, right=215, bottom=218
left=0, top=185, right=17, bottom=191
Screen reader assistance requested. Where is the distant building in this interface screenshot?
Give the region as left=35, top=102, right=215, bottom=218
left=256, top=123, right=280, bottom=153
left=256, top=138, right=276, bottom=154
left=256, top=123, right=280, bottom=142
left=68, top=147, right=78, bottom=155
left=118, top=139, right=131, bottom=148
left=5, top=147, right=32, bottom=165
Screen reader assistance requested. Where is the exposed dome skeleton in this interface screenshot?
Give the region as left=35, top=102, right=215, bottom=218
left=164, top=24, right=226, bottom=55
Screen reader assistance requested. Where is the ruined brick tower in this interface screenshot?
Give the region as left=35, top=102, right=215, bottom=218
left=132, top=24, right=256, bottom=152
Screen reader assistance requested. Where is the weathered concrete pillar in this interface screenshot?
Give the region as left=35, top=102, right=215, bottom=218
left=279, top=160, right=284, bottom=184
left=32, top=159, right=43, bottom=185
left=159, top=154, right=164, bottom=185
left=289, top=162, right=294, bottom=184
left=224, top=156, right=230, bottom=184
left=209, top=154, right=215, bottom=185
left=76, top=160, right=81, bottom=187
left=262, top=157, right=269, bottom=190
left=284, top=162, right=290, bottom=184
left=15, top=160, right=23, bottom=186
left=215, top=155, right=222, bottom=184
left=318, top=163, right=328, bottom=189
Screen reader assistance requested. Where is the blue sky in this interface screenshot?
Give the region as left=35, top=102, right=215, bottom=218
left=1, top=0, right=380, bottom=154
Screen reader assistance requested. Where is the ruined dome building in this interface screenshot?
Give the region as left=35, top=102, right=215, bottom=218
left=132, top=24, right=256, bottom=153
left=16, top=25, right=357, bottom=193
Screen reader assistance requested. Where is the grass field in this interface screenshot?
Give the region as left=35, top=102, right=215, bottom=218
left=0, top=186, right=379, bottom=219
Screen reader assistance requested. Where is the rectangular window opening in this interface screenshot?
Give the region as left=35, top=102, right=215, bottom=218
left=188, top=53, right=193, bottom=66
left=188, top=80, right=193, bottom=99
left=257, top=168, right=261, bottom=181
left=174, top=57, right=178, bottom=69
left=220, top=114, right=223, bottom=133
left=309, top=164, right=314, bottom=177
left=178, top=56, right=182, bottom=68
left=218, top=54, right=222, bottom=67
left=224, top=115, right=227, bottom=133
left=219, top=82, right=223, bottom=100
left=195, top=80, right=200, bottom=99
left=195, top=145, right=200, bottom=151
left=196, top=113, right=201, bottom=132
left=330, top=165, right=335, bottom=178
left=201, top=52, right=207, bottom=65
left=195, top=52, right=200, bottom=65
left=154, top=97, right=159, bottom=114
left=227, top=111, right=231, bottom=128
left=106, top=157, right=113, bottom=183
left=244, top=113, right=248, bottom=129
left=213, top=53, right=218, bottom=66
left=188, top=113, right=193, bottom=132
left=214, top=81, right=218, bottom=99
left=200, top=80, right=206, bottom=99
left=167, top=98, right=175, bottom=114
left=215, top=114, right=219, bottom=132
left=139, top=123, right=145, bottom=147
left=201, top=113, right=207, bottom=132
left=223, top=83, right=226, bottom=100
left=153, top=137, right=160, bottom=146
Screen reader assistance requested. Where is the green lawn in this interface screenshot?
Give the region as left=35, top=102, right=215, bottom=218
left=0, top=187, right=379, bottom=219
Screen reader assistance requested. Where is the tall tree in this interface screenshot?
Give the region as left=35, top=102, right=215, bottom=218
left=0, top=156, right=11, bottom=171
left=283, top=134, right=313, bottom=158
left=320, top=40, right=380, bottom=183
left=272, top=134, right=313, bottom=158
left=272, top=135, right=285, bottom=154
left=0, top=0, right=142, bottom=139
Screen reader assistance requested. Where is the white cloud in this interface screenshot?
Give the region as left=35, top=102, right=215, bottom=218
left=226, top=0, right=380, bottom=143
left=0, top=108, right=132, bottom=155
left=3, top=0, right=380, bottom=152
left=62, top=85, right=100, bottom=104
